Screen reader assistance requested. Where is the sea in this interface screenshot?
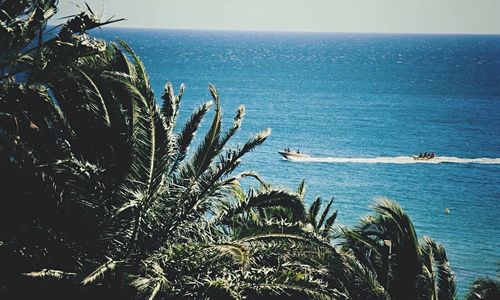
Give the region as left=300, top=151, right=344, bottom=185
left=97, top=28, right=500, bottom=296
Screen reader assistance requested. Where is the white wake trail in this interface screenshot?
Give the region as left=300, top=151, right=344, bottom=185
left=284, top=156, right=500, bottom=164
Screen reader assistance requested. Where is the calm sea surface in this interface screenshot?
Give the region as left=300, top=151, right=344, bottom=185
left=98, top=28, right=500, bottom=295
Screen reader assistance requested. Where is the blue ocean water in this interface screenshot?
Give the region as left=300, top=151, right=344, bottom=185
left=98, top=28, right=500, bottom=295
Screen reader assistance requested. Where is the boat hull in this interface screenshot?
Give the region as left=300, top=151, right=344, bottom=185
left=278, top=151, right=310, bottom=160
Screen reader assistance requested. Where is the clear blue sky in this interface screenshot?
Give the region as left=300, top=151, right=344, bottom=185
left=56, top=0, right=500, bottom=34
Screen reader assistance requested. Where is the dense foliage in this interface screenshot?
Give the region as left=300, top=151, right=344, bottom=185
left=465, top=276, right=500, bottom=300
left=0, top=1, right=497, bottom=299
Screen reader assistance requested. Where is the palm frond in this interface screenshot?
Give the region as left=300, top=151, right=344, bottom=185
left=234, top=188, right=305, bottom=222
left=218, top=104, right=245, bottom=149
left=179, top=84, right=222, bottom=182
left=342, top=254, right=389, bottom=300
left=131, top=263, right=169, bottom=300
left=466, top=277, right=500, bottom=300
left=244, top=282, right=342, bottom=300
left=240, top=232, right=336, bottom=253
left=76, top=68, right=111, bottom=128
left=161, top=82, right=180, bottom=132
left=22, top=269, right=77, bottom=280
left=341, top=228, right=382, bottom=257
left=110, top=42, right=136, bottom=75
left=81, top=258, right=120, bottom=285
left=318, top=197, right=335, bottom=229
left=238, top=171, right=270, bottom=189
left=371, top=198, right=420, bottom=256
left=169, top=100, right=213, bottom=174
left=423, top=236, right=457, bottom=300
left=308, top=197, right=322, bottom=226
left=197, top=128, right=271, bottom=200
left=297, top=179, right=307, bottom=199
left=203, top=275, right=242, bottom=300
left=321, top=209, right=338, bottom=238
left=210, top=243, right=250, bottom=267
left=118, top=41, right=155, bottom=107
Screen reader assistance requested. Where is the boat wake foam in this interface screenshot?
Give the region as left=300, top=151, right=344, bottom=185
left=284, top=156, right=500, bottom=164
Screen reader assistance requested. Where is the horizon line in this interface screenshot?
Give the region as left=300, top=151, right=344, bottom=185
left=48, top=19, right=500, bottom=36
left=86, top=24, right=500, bottom=36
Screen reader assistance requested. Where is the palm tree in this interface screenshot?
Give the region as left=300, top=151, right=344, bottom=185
left=341, top=198, right=456, bottom=300
left=1, top=1, right=124, bottom=297
left=299, top=180, right=338, bottom=240
left=143, top=175, right=344, bottom=299
left=1, top=2, right=343, bottom=298
left=465, top=275, right=500, bottom=300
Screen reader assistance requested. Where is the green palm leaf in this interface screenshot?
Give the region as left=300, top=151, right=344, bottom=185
left=169, top=100, right=213, bottom=174
left=179, top=84, right=222, bottom=182
left=81, top=258, right=121, bottom=285
left=232, top=188, right=305, bottom=222
left=210, top=243, right=250, bottom=267
left=22, top=269, right=77, bottom=280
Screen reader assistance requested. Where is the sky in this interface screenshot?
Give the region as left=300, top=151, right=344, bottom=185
left=55, top=0, right=500, bottom=34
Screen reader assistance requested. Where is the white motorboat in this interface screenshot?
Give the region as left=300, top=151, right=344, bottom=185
left=278, top=149, right=310, bottom=160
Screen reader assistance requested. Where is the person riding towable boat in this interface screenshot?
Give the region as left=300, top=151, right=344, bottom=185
left=412, top=152, right=436, bottom=160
